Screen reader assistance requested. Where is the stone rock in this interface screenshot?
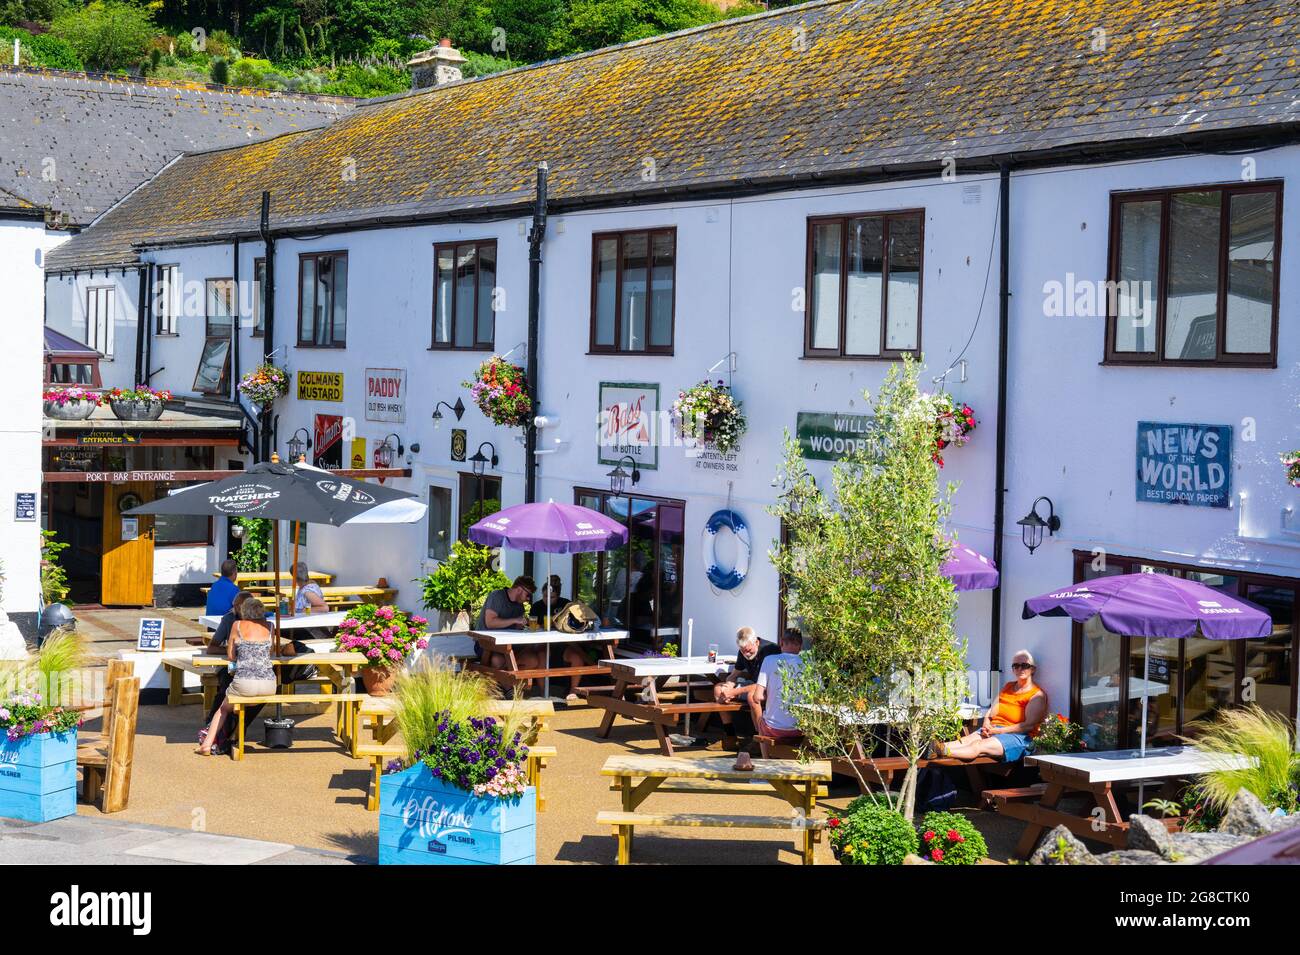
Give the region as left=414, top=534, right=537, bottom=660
left=1167, top=832, right=1249, bottom=863
left=1100, top=849, right=1167, bottom=865
left=1029, top=825, right=1099, bottom=865
left=1127, top=814, right=1177, bottom=858
left=1218, top=789, right=1276, bottom=838
left=902, top=853, right=933, bottom=865
left=0, top=617, right=28, bottom=661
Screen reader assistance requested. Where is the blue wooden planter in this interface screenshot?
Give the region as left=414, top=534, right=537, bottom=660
left=0, top=729, right=77, bottom=823
left=378, top=763, right=535, bottom=865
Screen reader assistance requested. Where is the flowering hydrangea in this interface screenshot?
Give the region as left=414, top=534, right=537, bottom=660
left=1282, top=451, right=1300, bottom=488
left=671, top=379, right=747, bottom=455
left=237, top=362, right=289, bottom=406
left=419, top=711, right=530, bottom=799
left=0, top=690, right=81, bottom=743
left=334, top=604, right=429, bottom=669
left=42, top=386, right=102, bottom=407
left=463, top=356, right=531, bottom=427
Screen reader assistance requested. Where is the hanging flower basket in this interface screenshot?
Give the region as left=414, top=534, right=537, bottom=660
left=107, top=386, right=172, bottom=421
left=671, top=379, right=747, bottom=455
left=237, top=361, right=289, bottom=407
left=1282, top=452, right=1300, bottom=488
left=42, top=387, right=102, bottom=421
left=930, top=393, right=976, bottom=468
left=463, top=356, right=532, bottom=428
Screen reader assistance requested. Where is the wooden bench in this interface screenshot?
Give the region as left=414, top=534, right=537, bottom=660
left=830, top=752, right=1012, bottom=797
left=225, top=692, right=367, bottom=760
left=78, top=675, right=139, bottom=813
left=596, top=810, right=826, bottom=865
left=983, top=784, right=1048, bottom=809
left=161, top=658, right=218, bottom=710
left=354, top=742, right=558, bottom=813
left=608, top=777, right=828, bottom=798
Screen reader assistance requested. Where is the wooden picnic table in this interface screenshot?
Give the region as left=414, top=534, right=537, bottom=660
left=465, top=628, right=628, bottom=698
left=587, top=655, right=741, bottom=755
left=198, top=611, right=349, bottom=632
left=999, top=745, right=1256, bottom=858
left=263, top=585, right=397, bottom=608
left=215, top=571, right=333, bottom=587
left=599, top=753, right=831, bottom=864
left=358, top=695, right=555, bottom=747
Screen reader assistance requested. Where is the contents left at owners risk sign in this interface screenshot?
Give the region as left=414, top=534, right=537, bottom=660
left=1135, top=421, right=1232, bottom=508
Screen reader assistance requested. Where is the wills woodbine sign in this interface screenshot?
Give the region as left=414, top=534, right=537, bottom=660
left=795, top=411, right=876, bottom=462
left=1135, top=421, right=1232, bottom=508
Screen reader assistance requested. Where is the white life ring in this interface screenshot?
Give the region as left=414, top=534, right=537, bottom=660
left=702, top=509, right=750, bottom=591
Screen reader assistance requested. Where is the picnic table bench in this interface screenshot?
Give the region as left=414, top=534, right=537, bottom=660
left=994, top=745, right=1257, bottom=858
left=586, top=656, right=742, bottom=755
left=598, top=753, right=830, bottom=864
left=465, top=628, right=628, bottom=697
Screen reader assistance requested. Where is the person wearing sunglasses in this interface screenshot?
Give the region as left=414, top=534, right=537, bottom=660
left=931, top=650, right=1047, bottom=761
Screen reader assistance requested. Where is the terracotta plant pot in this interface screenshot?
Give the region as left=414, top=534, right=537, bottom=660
left=361, top=665, right=399, bottom=696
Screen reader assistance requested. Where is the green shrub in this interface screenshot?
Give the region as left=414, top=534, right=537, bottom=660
left=231, top=518, right=270, bottom=572
left=39, top=530, right=69, bottom=604
left=209, top=56, right=229, bottom=84
left=919, top=811, right=988, bottom=865
left=827, top=795, right=918, bottom=865
left=319, top=62, right=408, bottom=98
left=461, top=49, right=519, bottom=79
left=229, top=56, right=273, bottom=86
left=419, top=541, right=509, bottom=616
left=0, top=26, right=84, bottom=70
left=1187, top=706, right=1300, bottom=814
left=50, top=1, right=154, bottom=72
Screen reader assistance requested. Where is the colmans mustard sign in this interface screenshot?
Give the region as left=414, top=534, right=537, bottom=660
left=297, top=371, right=344, bottom=402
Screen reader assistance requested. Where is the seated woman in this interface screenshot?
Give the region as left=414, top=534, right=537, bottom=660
left=196, top=597, right=289, bottom=756
left=932, top=649, right=1047, bottom=762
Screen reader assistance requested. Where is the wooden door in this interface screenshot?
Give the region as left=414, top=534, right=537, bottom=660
left=101, top=482, right=154, bottom=606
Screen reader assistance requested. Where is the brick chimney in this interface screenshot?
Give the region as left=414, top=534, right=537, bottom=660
left=408, top=38, right=467, bottom=91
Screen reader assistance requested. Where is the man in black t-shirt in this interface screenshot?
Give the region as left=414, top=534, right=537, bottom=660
left=699, top=627, right=777, bottom=750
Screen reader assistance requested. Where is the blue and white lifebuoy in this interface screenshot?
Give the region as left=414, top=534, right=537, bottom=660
left=702, top=508, right=750, bottom=591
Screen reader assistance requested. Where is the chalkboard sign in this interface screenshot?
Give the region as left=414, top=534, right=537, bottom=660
left=137, top=618, right=165, bottom=652
left=1136, top=421, right=1232, bottom=508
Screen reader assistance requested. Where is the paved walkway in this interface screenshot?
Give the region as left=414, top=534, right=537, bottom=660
left=0, top=813, right=364, bottom=865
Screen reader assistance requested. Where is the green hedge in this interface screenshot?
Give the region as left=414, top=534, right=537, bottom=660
left=0, top=26, right=84, bottom=70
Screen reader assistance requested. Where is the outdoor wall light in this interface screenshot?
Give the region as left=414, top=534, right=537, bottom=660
left=470, top=441, right=498, bottom=477
left=375, top=433, right=405, bottom=469
left=606, top=455, right=641, bottom=497
left=431, top=398, right=466, bottom=428
left=286, top=428, right=312, bottom=462
left=1017, top=496, right=1060, bottom=554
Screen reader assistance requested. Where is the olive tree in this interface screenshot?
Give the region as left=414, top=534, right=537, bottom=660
left=769, top=357, right=967, bottom=822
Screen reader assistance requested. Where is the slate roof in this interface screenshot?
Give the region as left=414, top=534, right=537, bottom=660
left=0, top=66, right=354, bottom=229
left=45, top=0, right=1300, bottom=274
left=0, top=184, right=39, bottom=216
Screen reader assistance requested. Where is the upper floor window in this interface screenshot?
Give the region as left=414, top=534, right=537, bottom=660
left=298, top=251, right=348, bottom=347
left=154, top=265, right=178, bottom=335
left=86, top=286, right=114, bottom=358
left=252, top=257, right=266, bottom=337
left=205, top=278, right=234, bottom=338
left=805, top=211, right=923, bottom=358
left=590, top=228, right=675, bottom=354
left=432, top=240, right=496, bottom=350
left=1107, top=183, right=1280, bottom=366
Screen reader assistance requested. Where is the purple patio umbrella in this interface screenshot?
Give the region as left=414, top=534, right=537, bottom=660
left=1022, top=572, right=1272, bottom=758
left=942, top=540, right=999, bottom=592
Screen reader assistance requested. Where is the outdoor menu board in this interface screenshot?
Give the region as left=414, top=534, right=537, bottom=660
left=137, top=618, right=165, bottom=652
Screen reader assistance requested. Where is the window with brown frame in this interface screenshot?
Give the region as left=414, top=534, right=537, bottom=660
left=298, top=251, right=348, bottom=347
left=252, top=257, right=266, bottom=337
left=590, top=228, right=675, bottom=354
left=805, top=211, right=923, bottom=358
left=432, top=240, right=497, bottom=350
left=1106, top=183, right=1281, bottom=366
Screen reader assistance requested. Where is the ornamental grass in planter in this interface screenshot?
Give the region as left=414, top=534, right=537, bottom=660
left=379, top=662, right=535, bottom=865
left=333, top=604, right=430, bottom=696
left=42, top=386, right=102, bottom=420
left=106, top=385, right=172, bottom=421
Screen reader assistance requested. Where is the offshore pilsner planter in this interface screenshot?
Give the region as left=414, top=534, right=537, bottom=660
left=0, top=729, right=78, bottom=823
left=378, top=763, right=535, bottom=865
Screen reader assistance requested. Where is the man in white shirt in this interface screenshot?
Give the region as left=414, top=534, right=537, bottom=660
left=749, top=630, right=805, bottom=756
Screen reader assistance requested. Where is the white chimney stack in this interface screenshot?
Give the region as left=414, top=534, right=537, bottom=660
left=408, top=38, right=467, bottom=91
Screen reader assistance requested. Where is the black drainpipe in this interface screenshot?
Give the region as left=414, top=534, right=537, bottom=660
left=989, top=163, right=1012, bottom=678
left=258, top=191, right=275, bottom=462
left=231, top=238, right=240, bottom=402
left=523, top=162, right=548, bottom=577
left=134, top=264, right=148, bottom=385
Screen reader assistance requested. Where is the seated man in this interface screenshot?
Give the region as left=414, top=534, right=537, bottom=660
left=477, top=576, right=544, bottom=677
left=206, top=558, right=240, bottom=617
left=932, top=649, right=1047, bottom=762
left=701, top=626, right=777, bottom=751
left=749, top=629, right=806, bottom=757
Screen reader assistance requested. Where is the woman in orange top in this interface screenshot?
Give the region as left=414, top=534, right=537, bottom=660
left=932, top=649, right=1047, bottom=762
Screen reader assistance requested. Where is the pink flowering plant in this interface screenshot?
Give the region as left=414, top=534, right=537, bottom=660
left=929, top=393, right=977, bottom=468
left=463, top=356, right=531, bottom=427
left=42, top=386, right=102, bottom=407
left=0, top=690, right=82, bottom=743
left=237, top=361, right=289, bottom=406
left=1281, top=451, right=1300, bottom=488
left=334, top=604, right=429, bottom=668
left=672, top=379, right=747, bottom=455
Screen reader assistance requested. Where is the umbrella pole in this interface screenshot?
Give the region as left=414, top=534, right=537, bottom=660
left=272, top=520, right=282, bottom=657
left=544, top=552, right=552, bottom=700
left=1138, top=635, right=1149, bottom=810
left=291, top=521, right=300, bottom=617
